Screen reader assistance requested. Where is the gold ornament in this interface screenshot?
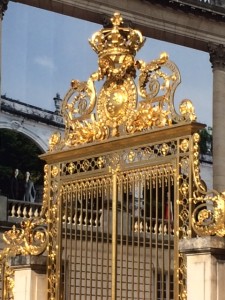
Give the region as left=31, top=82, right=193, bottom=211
left=48, top=12, right=197, bottom=151
left=191, top=133, right=225, bottom=236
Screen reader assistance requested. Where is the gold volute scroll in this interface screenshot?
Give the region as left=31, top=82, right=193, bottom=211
left=0, top=219, right=48, bottom=260
left=49, top=12, right=196, bottom=151
left=0, top=218, right=48, bottom=299
left=191, top=133, right=225, bottom=237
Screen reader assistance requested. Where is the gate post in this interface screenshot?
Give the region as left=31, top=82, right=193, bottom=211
left=179, top=236, right=225, bottom=300
left=10, top=255, right=47, bottom=300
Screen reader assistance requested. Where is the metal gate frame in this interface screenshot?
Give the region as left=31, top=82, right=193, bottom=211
left=42, top=123, right=203, bottom=300
left=1, top=12, right=225, bottom=300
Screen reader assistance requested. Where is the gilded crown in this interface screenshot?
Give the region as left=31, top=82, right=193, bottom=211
left=89, top=12, right=145, bottom=57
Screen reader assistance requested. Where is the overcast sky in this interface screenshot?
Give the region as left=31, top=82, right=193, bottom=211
left=2, top=2, right=213, bottom=127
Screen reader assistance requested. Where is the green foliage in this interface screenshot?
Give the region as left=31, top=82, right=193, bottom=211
left=0, top=129, right=45, bottom=197
left=199, top=128, right=212, bottom=155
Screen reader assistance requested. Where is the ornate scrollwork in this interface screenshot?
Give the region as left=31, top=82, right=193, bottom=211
left=48, top=12, right=197, bottom=151
left=62, top=78, right=96, bottom=123
left=192, top=193, right=225, bottom=237
left=191, top=133, right=225, bottom=237
left=0, top=262, right=14, bottom=300
left=0, top=218, right=48, bottom=260
left=65, top=119, right=109, bottom=147
left=0, top=217, right=48, bottom=299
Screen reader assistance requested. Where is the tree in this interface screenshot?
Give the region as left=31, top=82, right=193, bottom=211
left=199, top=128, right=212, bottom=155
left=0, top=129, right=45, bottom=197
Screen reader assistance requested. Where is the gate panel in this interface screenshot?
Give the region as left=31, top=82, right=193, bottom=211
left=116, top=166, right=175, bottom=300
left=59, top=164, right=175, bottom=299
left=61, top=176, right=112, bottom=299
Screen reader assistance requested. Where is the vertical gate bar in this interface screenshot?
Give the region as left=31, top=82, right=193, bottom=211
left=172, top=170, right=175, bottom=300
left=119, top=176, right=123, bottom=300
left=174, top=168, right=177, bottom=300
left=161, top=171, right=165, bottom=300
left=148, top=173, right=153, bottom=299
left=74, top=184, right=78, bottom=300
left=95, top=182, right=99, bottom=300
left=0, top=263, right=2, bottom=300
left=175, top=148, right=180, bottom=300
left=171, top=172, right=174, bottom=300
left=143, top=175, right=146, bottom=300
left=79, top=183, right=83, bottom=300
left=154, top=170, right=159, bottom=300
left=167, top=172, right=172, bottom=300
left=84, top=183, right=88, bottom=300
left=111, top=172, right=118, bottom=300
left=89, top=182, right=93, bottom=300
left=125, top=176, right=129, bottom=300
left=106, top=179, right=110, bottom=299
left=61, top=189, right=65, bottom=300
left=64, top=188, right=68, bottom=299
left=1, top=263, right=5, bottom=300
left=69, top=187, right=73, bottom=299
left=100, top=180, right=104, bottom=300
left=137, top=174, right=141, bottom=300
left=188, top=143, right=194, bottom=237
left=58, top=189, right=62, bottom=300
left=173, top=170, right=176, bottom=300
left=131, top=176, right=135, bottom=299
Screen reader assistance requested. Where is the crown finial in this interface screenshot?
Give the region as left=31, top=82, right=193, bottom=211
left=111, top=12, right=123, bottom=26
left=49, top=12, right=196, bottom=151
left=89, top=12, right=145, bottom=58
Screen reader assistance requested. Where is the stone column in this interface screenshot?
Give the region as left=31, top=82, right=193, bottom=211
left=10, top=255, right=47, bottom=300
left=0, top=0, right=8, bottom=110
left=179, top=236, right=225, bottom=300
left=208, top=44, right=225, bottom=192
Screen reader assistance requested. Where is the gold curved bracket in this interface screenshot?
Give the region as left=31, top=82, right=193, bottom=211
left=191, top=133, right=225, bottom=237
left=0, top=217, right=48, bottom=262
left=0, top=217, right=48, bottom=300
